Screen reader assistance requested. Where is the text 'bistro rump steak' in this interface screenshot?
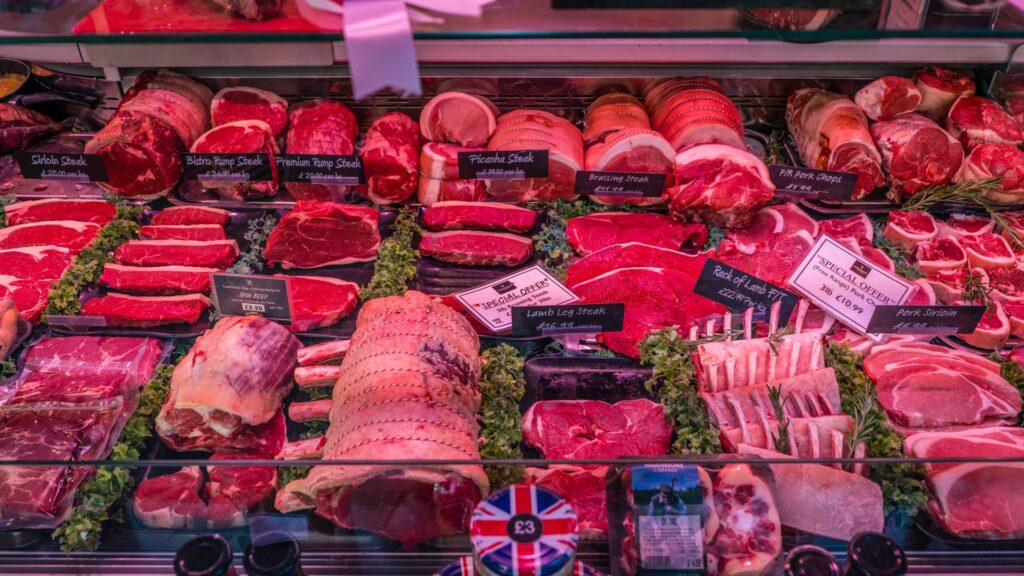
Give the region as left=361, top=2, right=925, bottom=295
left=276, top=291, right=488, bottom=547
left=263, top=201, right=380, bottom=269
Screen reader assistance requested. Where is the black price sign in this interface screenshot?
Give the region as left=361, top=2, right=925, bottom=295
left=457, top=150, right=549, bottom=180
left=212, top=273, right=291, bottom=323
left=768, top=165, right=859, bottom=201
left=865, top=305, right=986, bottom=335
left=275, top=154, right=365, bottom=184
left=511, top=303, right=624, bottom=337
left=694, top=258, right=798, bottom=325
left=573, top=170, right=667, bottom=198
left=15, top=152, right=108, bottom=182
left=182, top=153, right=274, bottom=182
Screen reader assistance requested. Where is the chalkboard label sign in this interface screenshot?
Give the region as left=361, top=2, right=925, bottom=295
left=15, top=152, right=108, bottom=182
left=275, top=154, right=365, bottom=184
left=182, top=153, right=274, bottom=182
left=511, top=303, right=624, bottom=337
left=573, top=170, right=667, bottom=198
left=212, top=273, right=291, bottom=323
left=865, top=305, right=986, bottom=335
left=457, top=150, right=549, bottom=180
left=694, top=258, right=798, bottom=325
left=768, top=165, right=859, bottom=201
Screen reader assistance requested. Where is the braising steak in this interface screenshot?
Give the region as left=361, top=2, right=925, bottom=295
left=81, top=293, right=212, bottom=327
left=4, top=199, right=115, bottom=226
left=99, top=264, right=220, bottom=295
left=114, top=239, right=239, bottom=269
left=418, top=230, right=533, bottom=267
left=263, top=201, right=380, bottom=269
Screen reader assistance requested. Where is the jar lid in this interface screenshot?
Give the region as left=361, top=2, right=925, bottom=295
left=785, top=545, right=841, bottom=576
left=469, top=484, right=579, bottom=576
left=174, top=535, right=233, bottom=576
left=847, top=532, right=907, bottom=576
left=244, top=531, right=301, bottom=576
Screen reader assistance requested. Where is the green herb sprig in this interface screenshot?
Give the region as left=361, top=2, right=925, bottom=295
left=989, top=352, right=1024, bottom=411
left=360, top=209, right=420, bottom=300
left=226, top=212, right=278, bottom=275
left=479, top=344, right=526, bottom=490
left=0, top=194, right=16, bottom=227
left=767, top=385, right=791, bottom=453
left=703, top=225, right=725, bottom=252
left=764, top=130, right=787, bottom=166
left=901, top=178, right=1023, bottom=249
left=871, top=219, right=924, bottom=281
left=962, top=268, right=994, bottom=310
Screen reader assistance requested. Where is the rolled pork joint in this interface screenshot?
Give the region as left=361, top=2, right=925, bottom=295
left=276, top=291, right=488, bottom=547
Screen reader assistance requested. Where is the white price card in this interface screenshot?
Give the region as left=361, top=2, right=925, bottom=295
left=787, top=235, right=914, bottom=341
left=453, top=265, right=578, bottom=333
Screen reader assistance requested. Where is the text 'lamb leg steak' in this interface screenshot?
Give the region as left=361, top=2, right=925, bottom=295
left=263, top=201, right=380, bottom=269
left=276, top=291, right=487, bottom=547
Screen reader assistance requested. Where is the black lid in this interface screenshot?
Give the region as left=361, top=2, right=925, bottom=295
left=786, top=545, right=842, bottom=576
left=846, top=532, right=907, bottom=576
left=174, top=535, right=234, bottom=576
left=243, top=532, right=302, bottom=576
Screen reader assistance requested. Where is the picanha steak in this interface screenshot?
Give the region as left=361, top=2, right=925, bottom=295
left=418, top=230, right=533, bottom=267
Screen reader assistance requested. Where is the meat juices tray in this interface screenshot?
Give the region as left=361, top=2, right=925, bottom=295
left=0, top=133, right=127, bottom=202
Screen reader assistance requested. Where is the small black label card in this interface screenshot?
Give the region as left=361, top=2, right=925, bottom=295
left=694, top=258, right=798, bottom=325
left=15, top=152, right=108, bottom=182
left=182, top=153, right=274, bottom=182
left=275, top=154, right=365, bottom=184
left=768, top=165, right=859, bottom=201
left=212, top=273, right=291, bottom=323
left=573, top=170, right=667, bottom=198
left=457, top=150, right=549, bottom=180
left=511, top=303, right=624, bottom=337
left=865, top=305, right=986, bottom=335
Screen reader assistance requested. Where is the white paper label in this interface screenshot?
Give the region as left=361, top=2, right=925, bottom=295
left=787, top=235, right=913, bottom=341
left=638, top=515, right=704, bottom=571
left=453, top=265, right=578, bottom=333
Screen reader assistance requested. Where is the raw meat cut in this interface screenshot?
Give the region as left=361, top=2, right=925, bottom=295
left=359, top=111, right=421, bottom=205
left=573, top=266, right=726, bottom=358
left=695, top=331, right=825, bottom=392
left=727, top=203, right=818, bottom=251
left=905, top=427, right=1024, bottom=539
left=139, top=224, right=227, bottom=241
left=119, top=70, right=212, bottom=145
left=565, top=211, right=705, bottom=255
left=419, top=230, right=533, bottom=267
left=190, top=120, right=280, bottom=201
left=988, top=265, right=1024, bottom=300
left=263, top=202, right=380, bottom=268
left=957, top=143, right=1024, bottom=203
left=522, top=399, right=671, bottom=459
left=210, top=86, right=288, bottom=136
left=4, top=199, right=115, bottom=227
left=564, top=243, right=708, bottom=289
left=419, top=92, right=497, bottom=147
left=716, top=229, right=815, bottom=287
left=884, top=210, right=937, bottom=250
left=584, top=129, right=673, bottom=206
left=708, top=464, right=783, bottom=576
left=668, top=144, right=775, bottom=228
left=870, top=114, right=963, bottom=200
left=936, top=213, right=994, bottom=239
left=701, top=368, right=841, bottom=430
left=786, top=88, right=885, bottom=200
left=720, top=414, right=854, bottom=458
left=98, top=264, right=219, bottom=295
left=0, top=221, right=100, bottom=253
left=740, top=8, right=840, bottom=30
left=21, top=335, right=164, bottom=381
left=0, top=246, right=73, bottom=280
left=284, top=99, right=358, bottom=201
left=643, top=77, right=746, bottom=152
left=419, top=142, right=478, bottom=180
left=947, top=95, right=1024, bottom=150
left=928, top=267, right=989, bottom=304
left=485, top=110, right=583, bottom=202
left=526, top=466, right=607, bottom=539
left=115, top=240, right=239, bottom=269
left=81, top=293, right=211, bottom=327
left=277, top=274, right=359, bottom=332
left=156, top=315, right=299, bottom=454
left=296, top=339, right=350, bottom=367
left=959, top=300, right=1011, bottom=351
left=0, top=103, right=61, bottom=154
left=915, top=237, right=967, bottom=274
left=276, top=292, right=486, bottom=547
left=0, top=276, right=56, bottom=323
left=960, top=233, right=1015, bottom=270
left=201, top=452, right=277, bottom=528
left=417, top=143, right=487, bottom=205
left=818, top=213, right=872, bottom=242
left=583, top=92, right=650, bottom=145
left=422, top=201, right=537, bottom=233
left=132, top=466, right=203, bottom=529
left=854, top=76, right=922, bottom=121
left=913, top=66, right=976, bottom=120
left=208, top=0, right=283, bottom=20
left=150, top=206, right=230, bottom=226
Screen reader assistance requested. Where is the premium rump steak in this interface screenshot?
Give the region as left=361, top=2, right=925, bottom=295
left=114, top=239, right=239, bottom=269
left=870, top=114, right=964, bottom=200
left=156, top=316, right=300, bottom=455
left=277, top=274, right=359, bottom=332
left=81, top=293, right=211, bottom=327
left=669, top=143, right=776, bottom=228
left=210, top=86, right=288, bottom=136
left=359, top=112, right=422, bottom=205
left=4, top=199, right=115, bottom=227
left=418, top=230, right=533, bottom=267
left=190, top=120, right=280, bottom=201
left=264, top=202, right=380, bottom=268
left=284, top=99, right=358, bottom=201
left=99, top=264, right=220, bottom=295
left=566, top=211, right=706, bottom=255
left=422, top=201, right=537, bottom=233
left=522, top=399, right=672, bottom=459
left=276, top=291, right=487, bottom=547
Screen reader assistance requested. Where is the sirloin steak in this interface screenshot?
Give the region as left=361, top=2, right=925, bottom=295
left=115, top=240, right=239, bottom=269
left=264, top=201, right=380, bottom=269
left=0, top=221, right=100, bottom=253
left=81, top=293, right=211, bottom=327
left=4, top=199, right=115, bottom=226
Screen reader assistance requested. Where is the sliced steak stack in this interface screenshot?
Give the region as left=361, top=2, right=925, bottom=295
left=276, top=291, right=488, bottom=547
left=485, top=109, right=584, bottom=202
left=419, top=201, right=537, bottom=268
left=358, top=112, right=422, bottom=205
left=284, top=99, right=359, bottom=201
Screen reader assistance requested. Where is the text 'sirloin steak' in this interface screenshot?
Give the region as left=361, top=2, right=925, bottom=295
left=523, top=399, right=672, bottom=459
left=0, top=221, right=100, bottom=253
left=99, top=264, right=220, bottom=295
left=418, top=230, right=533, bottom=267
left=359, top=111, right=422, bottom=205
left=278, top=274, right=359, bottom=332
left=115, top=240, right=239, bottom=269
left=263, top=202, right=380, bottom=269
left=210, top=86, right=288, bottom=137
left=81, top=293, right=211, bottom=327
left=4, top=199, right=116, bottom=226
left=566, top=212, right=705, bottom=255
left=139, top=224, right=228, bottom=241
left=150, top=206, right=230, bottom=226
left=0, top=246, right=73, bottom=280
left=422, top=201, right=537, bottom=233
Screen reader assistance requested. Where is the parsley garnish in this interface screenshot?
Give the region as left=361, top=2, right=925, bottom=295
left=360, top=208, right=420, bottom=300
left=479, top=344, right=526, bottom=489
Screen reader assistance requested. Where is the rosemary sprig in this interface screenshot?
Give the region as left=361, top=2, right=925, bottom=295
left=767, top=324, right=794, bottom=356
left=962, top=268, right=993, bottom=310
left=764, top=130, right=787, bottom=166
left=901, top=177, right=1003, bottom=212
left=767, top=384, right=791, bottom=453
left=226, top=212, right=278, bottom=275
left=871, top=219, right=924, bottom=281
left=703, top=225, right=725, bottom=251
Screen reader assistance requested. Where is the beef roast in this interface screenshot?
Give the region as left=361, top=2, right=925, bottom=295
left=211, top=86, right=288, bottom=136
left=359, top=111, right=421, bottom=205
left=190, top=120, right=280, bottom=201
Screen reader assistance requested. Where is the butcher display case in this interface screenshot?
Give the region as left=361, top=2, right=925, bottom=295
left=0, top=1, right=1024, bottom=575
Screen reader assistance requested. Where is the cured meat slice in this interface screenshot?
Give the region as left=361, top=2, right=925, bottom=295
left=818, top=213, right=872, bottom=242
left=485, top=110, right=583, bottom=202
left=190, top=120, right=280, bottom=201
left=86, top=111, right=185, bottom=200
left=522, top=399, right=672, bottom=459
left=566, top=212, right=705, bottom=255
left=98, top=264, right=219, bottom=295
left=132, top=466, right=204, bottom=529
left=277, top=274, right=359, bottom=332
left=419, top=230, right=533, bottom=267
left=854, top=76, right=922, bottom=121
left=913, top=66, right=976, bottom=121
left=695, top=332, right=826, bottom=393
left=420, top=92, right=497, bottom=147
left=947, top=95, right=1024, bottom=150
left=359, top=112, right=421, bottom=205
left=284, top=99, right=358, bottom=202
left=956, top=143, right=1024, bottom=203
left=0, top=221, right=100, bottom=253
left=138, top=225, right=227, bottom=241
left=0, top=103, right=62, bottom=154
left=156, top=316, right=299, bottom=454
left=668, top=144, right=775, bottom=228
left=584, top=129, right=674, bottom=206
left=263, top=202, right=380, bottom=269
left=4, top=199, right=115, bottom=227
left=716, top=229, right=815, bottom=287
left=0, top=246, right=73, bottom=281
left=915, top=237, right=967, bottom=274
left=884, top=210, right=937, bottom=250
left=150, top=206, right=230, bottom=226
left=564, top=243, right=708, bottom=289
left=422, top=201, right=536, bottom=233
left=81, top=293, right=211, bottom=327
left=115, top=240, right=239, bottom=269
left=210, top=87, right=288, bottom=136
left=786, top=88, right=885, bottom=200
left=870, top=114, right=963, bottom=200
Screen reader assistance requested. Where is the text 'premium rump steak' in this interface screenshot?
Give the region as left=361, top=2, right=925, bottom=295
left=264, top=202, right=380, bottom=269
